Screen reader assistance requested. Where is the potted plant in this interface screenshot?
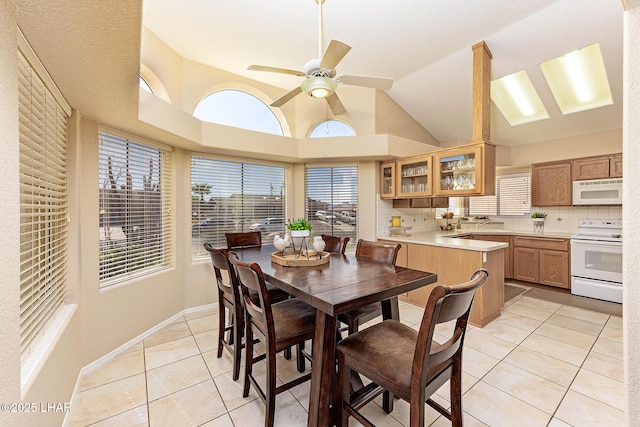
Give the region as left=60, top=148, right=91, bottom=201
left=287, top=218, right=312, bottom=237
left=531, top=211, right=547, bottom=233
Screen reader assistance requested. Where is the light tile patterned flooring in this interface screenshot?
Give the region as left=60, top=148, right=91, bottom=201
left=65, top=285, right=624, bottom=427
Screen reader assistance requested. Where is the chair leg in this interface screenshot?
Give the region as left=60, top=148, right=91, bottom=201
left=265, top=349, right=277, bottom=427
left=450, top=358, right=463, bottom=427
left=283, top=346, right=291, bottom=359
left=232, top=309, right=243, bottom=381
left=243, top=322, right=254, bottom=398
left=217, top=298, right=226, bottom=358
left=336, top=351, right=350, bottom=427
left=382, top=390, right=394, bottom=413
left=296, top=342, right=305, bottom=373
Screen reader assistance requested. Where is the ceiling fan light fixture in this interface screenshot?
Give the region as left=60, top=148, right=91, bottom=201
left=301, top=76, right=337, bottom=99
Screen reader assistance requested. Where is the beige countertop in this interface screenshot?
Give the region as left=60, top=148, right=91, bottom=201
left=378, top=229, right=574, bottom=252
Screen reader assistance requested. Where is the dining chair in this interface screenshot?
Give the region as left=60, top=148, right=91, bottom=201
left=321, top=234, right=350, bottom=255
left=225, top=231, right=289, bottom=304
left=337, top=239, right=401, bottom=335
left=228, top=251, right=316, bottom=427
left=336, top=269, right=489, bottom=427
left=203, top=244, right=244, bottom=380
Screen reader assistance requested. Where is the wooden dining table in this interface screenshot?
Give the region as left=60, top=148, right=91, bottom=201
left=234, top=245, right=438, bottom=427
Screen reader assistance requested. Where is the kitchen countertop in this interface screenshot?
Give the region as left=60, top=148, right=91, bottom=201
left=378, top=229, right=574, bottom=252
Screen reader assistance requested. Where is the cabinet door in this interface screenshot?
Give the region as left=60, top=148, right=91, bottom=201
left=513, top=247, right=539, bottom=283
left=531, top=162, right=572, bottom=206
left=380, top=161, right=396, bottom=198
left=610, top=155, right=623, bottom=178
left=434, top=145, right=484, bottom=196
left=572, top=157, right=610, bottom=180
left=396, top=155, right=433, bottom=198
left=539, top=250, right=570, bottom=288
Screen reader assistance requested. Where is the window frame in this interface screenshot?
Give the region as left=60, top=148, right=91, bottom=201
left=469, top=172, right=531, bottom=217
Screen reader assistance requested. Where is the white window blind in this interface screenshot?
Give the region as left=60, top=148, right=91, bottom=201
left=18, top=50, right=69, bottom=364
left=305, top=166, right=358, bottom=245
left=191, top=156, right=291, bottom=258
left=98, top=131, right=173, bottom=286
left=469, top=173, right=531, bottom=216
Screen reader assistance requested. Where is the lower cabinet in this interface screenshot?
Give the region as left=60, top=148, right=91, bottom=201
left=512, top=237, right=570, bottom=289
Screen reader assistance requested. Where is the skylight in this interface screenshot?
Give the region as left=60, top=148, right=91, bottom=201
left=491, top=70, right=549, bottom=126
left=540, top=43, right=613, bottom=115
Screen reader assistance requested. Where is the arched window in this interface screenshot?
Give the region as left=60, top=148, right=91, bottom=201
left=309, top=120, right=356, bottom=138
left=193, top=89, right=284, bottom=136
left=139, top=76, right=153, bottom=94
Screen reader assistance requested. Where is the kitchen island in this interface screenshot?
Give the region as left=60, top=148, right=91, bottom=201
left=379, top=230, right=508, bottom=327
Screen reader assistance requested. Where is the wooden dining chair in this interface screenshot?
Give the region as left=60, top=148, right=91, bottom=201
left=336, top=269, right=489, bottom=427
left=337, top=239, right=401, bottom=335
left=203, top=244, right=244, bottom=381
left=225, top=230, right=262, bottom=250
left=228, top=251, right=316, bottom=427
left=225, top=231, right=290, bottom=304
left=321, top=234, right=350, bottom=255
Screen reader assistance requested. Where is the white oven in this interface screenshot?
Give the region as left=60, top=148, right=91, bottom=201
left=570, top=219, right=622, bottom=303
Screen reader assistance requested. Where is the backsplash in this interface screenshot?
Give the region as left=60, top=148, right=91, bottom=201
left=377, top=198, right=622, bottom=236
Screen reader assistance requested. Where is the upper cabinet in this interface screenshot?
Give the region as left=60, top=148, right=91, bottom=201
left=531, top=161, right=572, bottom=206
left=433, top=142, right=495, bottom=196
left=379, top=141, right=496, bottom=201
left=572, top=154, right=622, bottom=180
left=380, top=161, right=396, bottom=198
left=396, top=155, right=433, bottom=198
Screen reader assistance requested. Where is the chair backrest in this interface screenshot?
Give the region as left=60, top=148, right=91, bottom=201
left=203, top=243, right=241, bottom=301
left=354, top=239, right=401, bottom=265
left=321, top=234, right=350, bottom=255
left=227, top=251, right=272, bottom=337
left=412, top=269, right=489, bottom=388
left=226, top=231, right=262, bottom=250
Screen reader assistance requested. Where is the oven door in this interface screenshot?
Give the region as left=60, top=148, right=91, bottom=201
left=571, top=239, right=622, bottom=283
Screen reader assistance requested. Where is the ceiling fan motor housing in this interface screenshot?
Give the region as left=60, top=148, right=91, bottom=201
left=304, top=59, right=335, bottom=78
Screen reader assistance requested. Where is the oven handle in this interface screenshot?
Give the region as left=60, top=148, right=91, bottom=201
left=570, top=239, right=622, bottom=248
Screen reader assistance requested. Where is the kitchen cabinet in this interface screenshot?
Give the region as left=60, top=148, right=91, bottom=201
left=531, top=161, right=572, bottom=206
left=433, top=142, right=496, bottom=197
left=392, top=197, right=449, bottom=209
left=474, top=234, right=512, bottom=278
left=572, top=153, right=623, bottom=180
left=402, top=243, right=504, bottom=327
left=512, top=236, right=570, bottom=289
left=610, top=154, right=623, bottom=178
left=380, top=161, right=396, bottom=198
left=396, top=155, right=433, bottom=198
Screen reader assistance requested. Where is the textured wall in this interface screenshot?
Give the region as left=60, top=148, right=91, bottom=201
left=623, top=3, right=640, bottom=426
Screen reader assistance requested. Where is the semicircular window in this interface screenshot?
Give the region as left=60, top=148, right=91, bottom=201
left=309, top=120, right=356, bottom=138
left=193, top=89, right=283, bottom=136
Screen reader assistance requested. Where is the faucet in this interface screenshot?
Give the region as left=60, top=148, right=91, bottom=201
left=476, top=220, right=491, bottom=229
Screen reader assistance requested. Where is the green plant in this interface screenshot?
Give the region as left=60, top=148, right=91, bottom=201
left=531, top=211, right=548, bottom=219
left=287, top=217, right=312, bottom=231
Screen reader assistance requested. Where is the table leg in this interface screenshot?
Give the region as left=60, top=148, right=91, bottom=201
left=308, top=310, right=337, bottom=427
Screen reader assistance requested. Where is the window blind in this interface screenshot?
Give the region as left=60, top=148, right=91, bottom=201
left=98, top=131, right=173, bottom=286
left=18, top=50, right=69, bottom=364
left=190, top=156, right=291, bottom=258
left=305, top=165, right=358, bottom=245
left=469, top=173, right=531, bottom=216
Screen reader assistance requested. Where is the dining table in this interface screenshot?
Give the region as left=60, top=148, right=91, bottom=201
left=234, top=245, right=438, bottom=427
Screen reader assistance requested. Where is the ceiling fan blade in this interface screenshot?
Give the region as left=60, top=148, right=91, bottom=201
left=326, top=92, right=347, bottom=115
left=320, top=40, right=352, bottom=71
left=339, top=75, right=394, bottom=90
left=271, top=86, right=303, bottom=107
left=248, top=65, right=305, bottom=77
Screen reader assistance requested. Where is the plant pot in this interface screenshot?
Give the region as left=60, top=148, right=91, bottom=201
left=290, top=230, right=310, bottom=238
left=532, top=218, right=545, bottom=233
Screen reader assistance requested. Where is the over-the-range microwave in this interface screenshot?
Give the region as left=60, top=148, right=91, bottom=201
left=573, top=178, right=622, bottom=205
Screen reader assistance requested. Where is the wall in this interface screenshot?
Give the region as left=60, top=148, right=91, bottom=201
left=375, top=91, right=441, bottom=145
left=623, top=2, right=640, bottom=425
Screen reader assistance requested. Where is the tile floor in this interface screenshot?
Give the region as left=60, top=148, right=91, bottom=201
left=65, top=284, right=624, bottom=427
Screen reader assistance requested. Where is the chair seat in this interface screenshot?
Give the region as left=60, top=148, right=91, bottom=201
left=251, top=298, right=316, bottom=350
left=337, top=320, right=417, bottom=392
left=338, top=301, right=381, bottom=326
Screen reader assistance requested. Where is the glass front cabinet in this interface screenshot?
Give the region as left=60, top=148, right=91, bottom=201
left=434, top=142, right=495, bottom=196
left=396, top=155, right=433, bottom=198
left=380, top=161, right=396, bottom=198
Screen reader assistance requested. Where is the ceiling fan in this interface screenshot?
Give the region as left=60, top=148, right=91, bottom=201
left=247, top=0, right=393, bottom=115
